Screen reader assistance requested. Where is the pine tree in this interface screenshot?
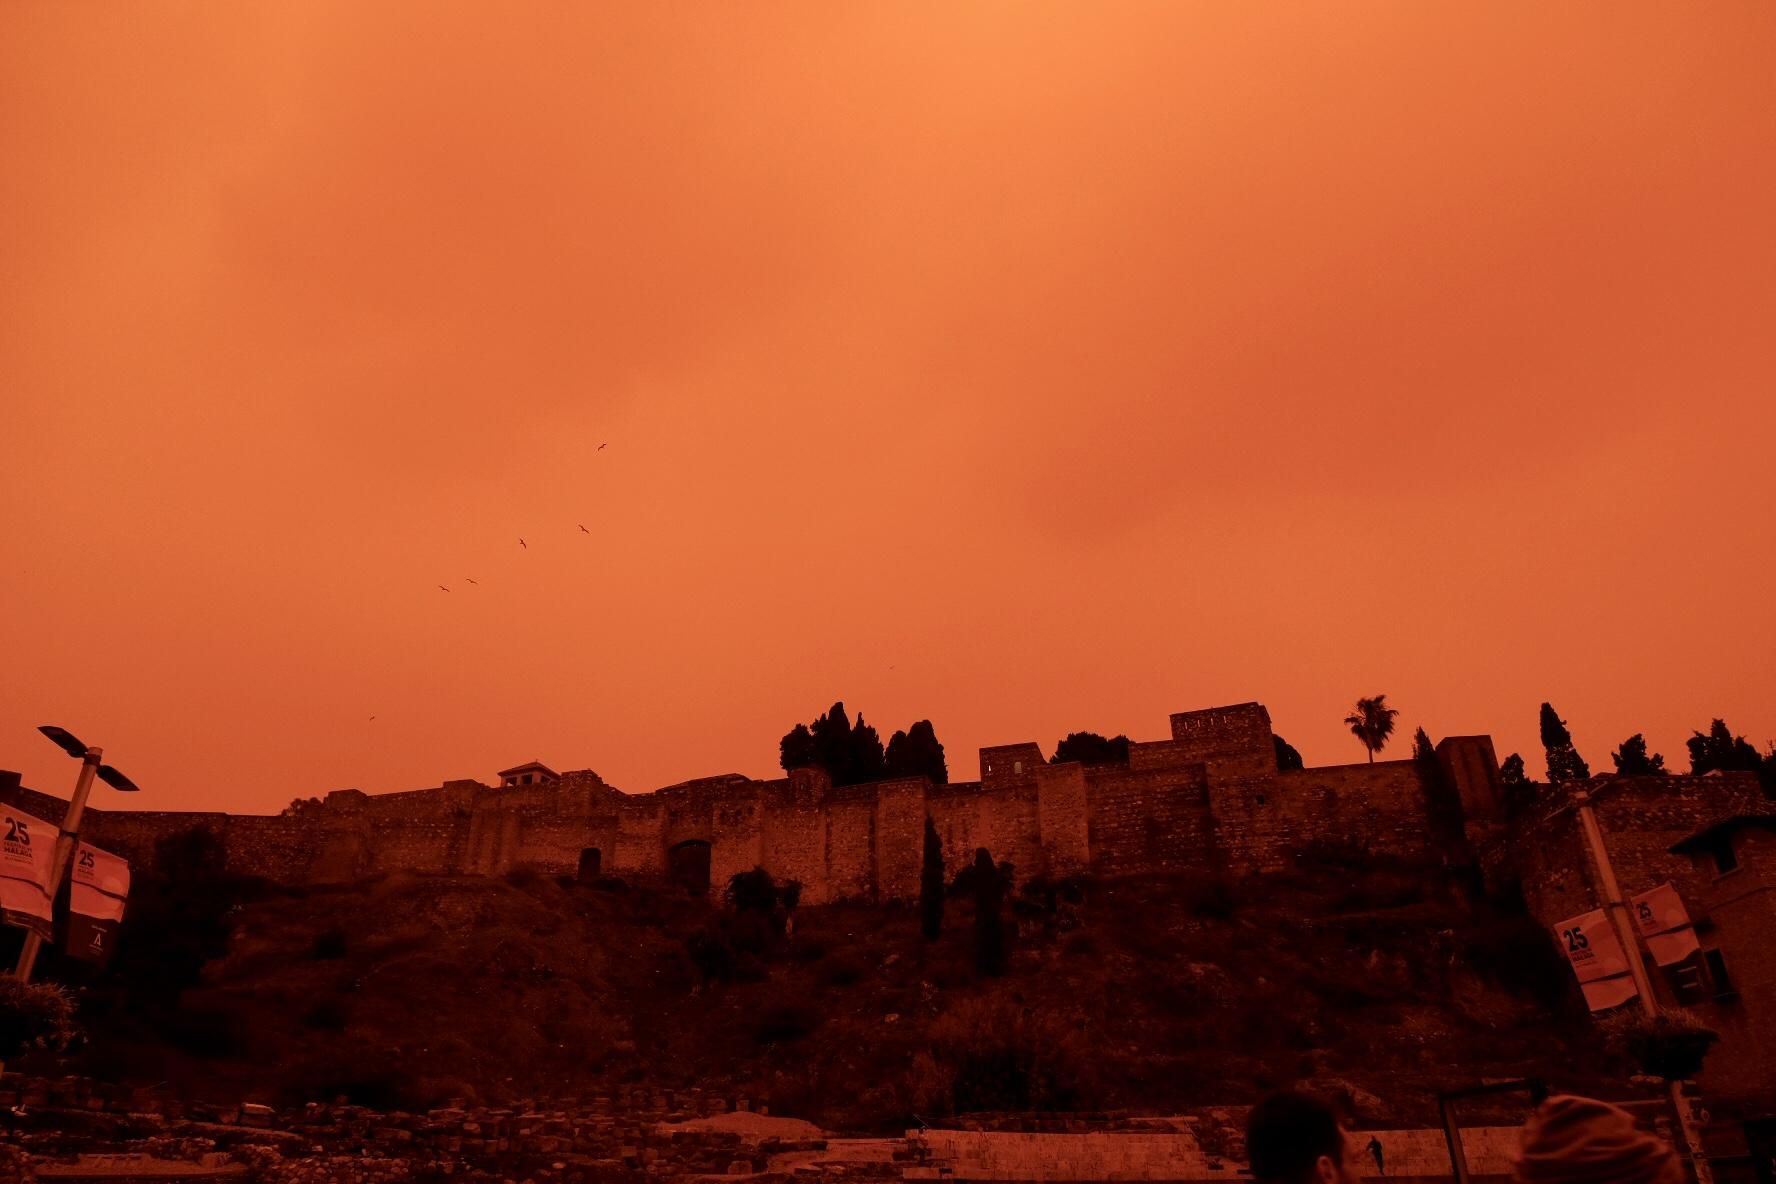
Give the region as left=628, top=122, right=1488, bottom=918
left=1500, top=753, right=1528, bottom=788
left=971, top=847, right=1006, bottom=976
left=1539, top=703, right=1591, bottom=784
left=1273, top=735, right=1304, bottom=772
left=1412, top=727, right=1437, bottom=763
left=919, top=817, right=944, bottom=941
left=1611, top=734, right=1667, bottom=776
left=1050, top=732, right=1132, bottom=765
left=778, top=723, right=817, bottom=772
left=886, top=719, right=949, bottom=784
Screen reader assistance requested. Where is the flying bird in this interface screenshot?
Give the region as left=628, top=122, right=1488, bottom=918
left=465, top=578, right=478, bottom=585
left=519, top=538, right=527, bottom=549
left=597, top=443, right=607, bottom=451
left=368, top=716, right=376, bottom=722
left=579, top=524, right=589, bottom=533
left=438, top=585, right=450, bottom=592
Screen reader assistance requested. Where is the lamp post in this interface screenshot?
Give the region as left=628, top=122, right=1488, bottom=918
left=1570, top=785, right=1714, bottom=1184
left=10, top=726, right=139, bottom=982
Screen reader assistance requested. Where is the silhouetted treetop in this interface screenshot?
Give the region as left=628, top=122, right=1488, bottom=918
left=1611, top=734, right=1667, bottom=777
left=1343, top=695, right=1399, bottom=763
left=1688, top=719, right=1764, bottom=776
left=1412, top=727, right=1437, bottom=763
left=886, top=719, right=948, bottom=784
left=779, top=702, right=935, bottom=786
left=1050, top=732, right=1131, bottom=766
left=1273, top=734, right=1304, bottom=772
left=1539, top=702, right=1591, bottom=783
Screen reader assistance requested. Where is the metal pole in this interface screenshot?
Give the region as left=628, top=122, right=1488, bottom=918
left=1572, top=787, right=1715, bottom=1184
left=11, top=747, right=103, bottom=982
left=1439, top=1093, right=1473, bottom=1184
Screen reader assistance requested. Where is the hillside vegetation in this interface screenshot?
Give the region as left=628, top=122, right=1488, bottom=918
left=22, top=842, right=1620, bottom=1132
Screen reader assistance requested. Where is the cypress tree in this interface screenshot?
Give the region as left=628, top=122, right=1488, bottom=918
left=1539, top=703, right=1591, bottom=784
left=972, top=848, right=1006, bottom=977
left=920, top=817, right=945, bottom=941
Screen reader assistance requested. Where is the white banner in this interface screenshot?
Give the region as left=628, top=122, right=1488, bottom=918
left=1630, top=882, right=1701, bottom=967
left=0, top=806, right=57, bottom=937
left=1555, top=907, right=1639, bottom=1011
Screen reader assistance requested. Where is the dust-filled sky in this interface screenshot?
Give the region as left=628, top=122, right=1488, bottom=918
left=3, top=4, right=1774, bottom=814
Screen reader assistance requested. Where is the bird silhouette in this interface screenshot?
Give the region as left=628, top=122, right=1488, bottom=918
left=518, top=538, right=527, bottom=549
left=438, top=585, right=450, bottom=592
left=579, top=524, right=589, bottom=533
left=368, top=716, right=376, bottom=722
left=598, top=443, right=608, bottom=451
left=465, top=578, right=478, bottom=585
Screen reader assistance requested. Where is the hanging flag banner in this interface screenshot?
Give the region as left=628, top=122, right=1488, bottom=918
left=65, top=842, right=130, bottom=965
left=0, top=806, right=57, bottom=938
left=1554, top=907, right=1640, bottom=1011
left=1630, top=881, right=1702, bottom=966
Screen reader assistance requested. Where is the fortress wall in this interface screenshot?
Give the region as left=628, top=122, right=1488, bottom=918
left=927, top=785, right=985, bottom=878
left=1168, top=703, right=1277, bottom=780
left=824, top=791, right=876, bottom=900
left=1213, top=760, right=1431, bottom=871
left=872, top=778, right=929, bottom=902
left=1502, top=773, right=1767, bottom=924
left=613, top=800, right=667, bottom=877
left=506, top=810, right=608, bottom=876
left=1085, top=763, right=1213, bottom=875
left=710, top=794, right=765, bottom=890
left=1035, top=762, right=1091, bottom=877
left=978, top=783, right=1043, bottom=882
left=761, top=781, right=831, bottom=903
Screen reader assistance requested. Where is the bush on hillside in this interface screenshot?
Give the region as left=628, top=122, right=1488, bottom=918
left=918, top=996, right=1101, bottom=1115
left=0, top=978, right=78, bottom=1061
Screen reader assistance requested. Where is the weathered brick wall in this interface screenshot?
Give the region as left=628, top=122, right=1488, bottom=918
left=824, top=790, right=877, bottom=901
left=1035, top=763, right=1091, bottom=878
left=1084, top=763, right=1214, bottom=876
left=872, top=779, right=928, bottom=902
left=1211, top=760, right=1436, bottom=872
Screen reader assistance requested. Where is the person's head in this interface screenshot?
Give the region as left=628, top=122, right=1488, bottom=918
left=1515, top=1096, right=1683, bottom=1184
left=1246, top=1091, right=1358, bottom=1184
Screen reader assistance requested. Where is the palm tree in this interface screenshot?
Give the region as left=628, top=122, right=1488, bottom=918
left=1344, top=695, right=1400, bottom=763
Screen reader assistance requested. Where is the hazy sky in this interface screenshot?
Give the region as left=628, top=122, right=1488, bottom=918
left=4, top=4, right=1773, bottom=814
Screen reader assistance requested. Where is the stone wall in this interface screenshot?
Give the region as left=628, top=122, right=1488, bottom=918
left=9, top=700, right=1758, bottom=915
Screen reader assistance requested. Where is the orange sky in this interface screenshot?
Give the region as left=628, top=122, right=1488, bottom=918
left=3, top=4, right=1774, bottom=814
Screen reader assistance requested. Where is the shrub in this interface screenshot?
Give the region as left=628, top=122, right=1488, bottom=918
left=726, top=867, right=781, bottom=913
left=0, top=978, right=78, bottom=1060
left=309, top=926, right=349, bottom=960
left=818, top=956, right=866, bottom=987
left=503, top=864, right=541, bottom=888
left=1460, top=917, right=1578, bottom=1014
left=754, top=1003, right=819, bottom=1044
left=922, top=997, right=1100, bottom=1115
left=1600, top=1009, right=1719, bottom=1080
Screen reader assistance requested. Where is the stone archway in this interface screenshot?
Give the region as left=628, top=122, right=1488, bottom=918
left=668, top=839, right=712, bottom=895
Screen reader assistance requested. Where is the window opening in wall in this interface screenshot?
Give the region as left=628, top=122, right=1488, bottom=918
left=1255, top=794, right=1266, bottom=805
left=1711, top=839, right=1739, bottom=875
left=577, top=847, right=603, bottom=881
left=1704, top=949, right=1735, bottom=999
left=1013, top=761, right=1023, bottom=775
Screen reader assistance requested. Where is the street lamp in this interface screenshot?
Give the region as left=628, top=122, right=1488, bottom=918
left=9, top=726, right=139, bottom=981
